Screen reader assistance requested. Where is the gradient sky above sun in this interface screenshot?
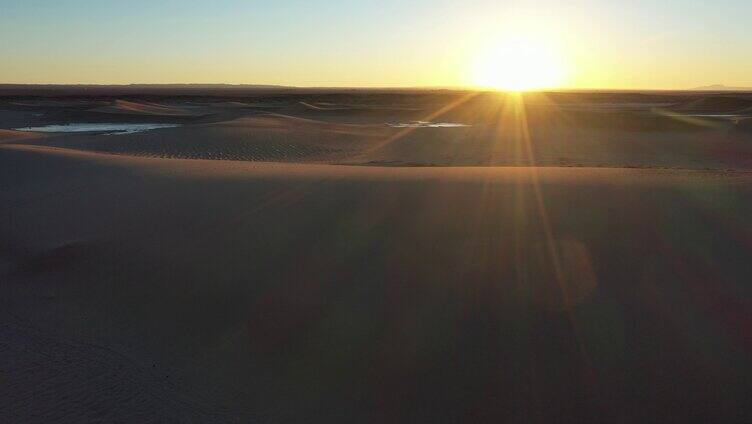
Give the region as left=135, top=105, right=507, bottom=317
left=2, top=0, right=752, bottom=90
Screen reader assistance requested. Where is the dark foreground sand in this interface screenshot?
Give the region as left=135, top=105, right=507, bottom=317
left=3, top=143, right=752, bottom=422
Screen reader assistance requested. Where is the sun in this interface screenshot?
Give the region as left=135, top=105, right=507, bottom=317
left=472, top=35, right=566, bottom=91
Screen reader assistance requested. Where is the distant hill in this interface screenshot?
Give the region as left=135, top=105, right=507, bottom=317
left=0, top=84, right=466, bottom=97
left=0, top=83, right=290, bottom=89
left=0, top=84, right=296, bottom=97
left=671, top=96, right=752, bottom=113
left=693, top=84, right=752, bottom=91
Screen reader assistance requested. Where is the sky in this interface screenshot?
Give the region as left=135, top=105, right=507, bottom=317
left=1, top=0, right=751, bottom=89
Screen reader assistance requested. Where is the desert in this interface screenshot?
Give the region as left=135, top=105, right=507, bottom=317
left=3, top=86, right=752, bottom=422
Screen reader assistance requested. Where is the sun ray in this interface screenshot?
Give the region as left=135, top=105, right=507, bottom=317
left=362, top=91, right=480, bottom=157
left=499, top=93, right=598, bottom=391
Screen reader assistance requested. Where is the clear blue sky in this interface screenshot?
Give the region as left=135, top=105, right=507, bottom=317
left=2, top=0, right=751, bottom=88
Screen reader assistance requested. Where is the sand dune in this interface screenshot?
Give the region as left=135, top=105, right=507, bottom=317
left=671, top=96, right=752, bottom=113
left=733, top=106, right=752, bottom=116
left=10, top=100, right=108, bottom=108
left=25, top=114, right=384, bottom=162
left=3, top=143, right=752, bottom=422
left=16, top=106, right=752, bottom=170
left=215, top=113, right=376, bottom=130
left=208, top=101, right=285, bottom=109
left=298, top=101, right=353, bottom=111
left=211, top=101, right=255, bottom=108
left=5, top=90, right=752, bottom=423
left=294, top=101, right=423, bottom=114
left=0, top=319, right=250, bottom=423
left=0, top=129, right=43, bottom=143
left=89, top=99, right=198, bottom=116
left=734, top=117, right=752, bottom=133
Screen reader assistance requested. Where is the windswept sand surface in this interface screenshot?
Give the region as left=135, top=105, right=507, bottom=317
left=670, top=96, right=752, bottom=113
left=3, top=90, right=752, bottom=422
left=31, top=115, right=382, bottom=162
left=6, top=91, right=752, bottom=169
left=3, top=142, right=752, bottom=422
left=0, top=129, right=44, bottom=144
left=88, top=100, right=201, bottom=117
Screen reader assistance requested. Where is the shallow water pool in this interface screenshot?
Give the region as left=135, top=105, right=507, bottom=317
left=387, top=121, right=469, bottom=128
left=15, top=123, right=180, bottom=135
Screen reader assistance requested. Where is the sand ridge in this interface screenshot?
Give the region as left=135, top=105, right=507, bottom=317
left=0, top=129, right=44, bottom=143
left=3, top=90, right=752, bottom=175
left=670, top=95, right=752, bottom=113
left=3, top=140, right=752, bottom=422
left=3, top=143, right=750, bottom=187
left=89, top=99, right=199, bottom=116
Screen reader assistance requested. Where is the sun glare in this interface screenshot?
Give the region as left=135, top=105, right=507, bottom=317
left=472, top=35, right=566, bottom=91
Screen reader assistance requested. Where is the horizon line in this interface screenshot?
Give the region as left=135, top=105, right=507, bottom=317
left=2, top=83, right=751, bottom=93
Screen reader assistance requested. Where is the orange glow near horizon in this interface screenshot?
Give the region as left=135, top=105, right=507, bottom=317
left=3, top=2, right=752, bottom=90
